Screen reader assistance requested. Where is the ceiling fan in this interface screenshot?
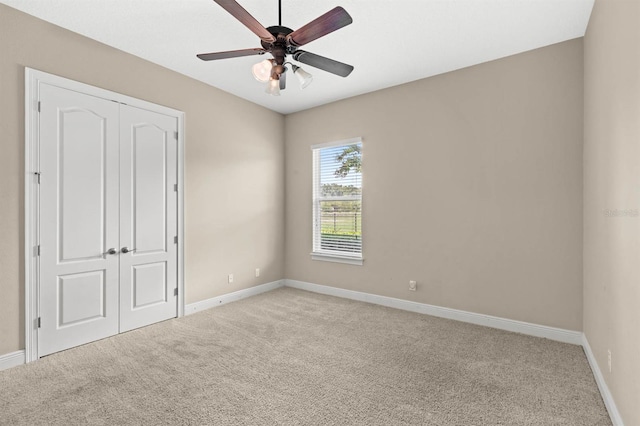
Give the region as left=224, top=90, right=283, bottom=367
left=197, top=0, right=354, bottom=95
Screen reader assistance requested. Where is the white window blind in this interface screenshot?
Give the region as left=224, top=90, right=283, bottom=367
left=312, top=138, right=362, bottom=263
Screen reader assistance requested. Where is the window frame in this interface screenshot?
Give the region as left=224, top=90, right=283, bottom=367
left=310, top=137, right=363, bottom=266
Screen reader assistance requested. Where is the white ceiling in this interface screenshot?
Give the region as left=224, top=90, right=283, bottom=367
left=2, top=0, right=594, bottom=114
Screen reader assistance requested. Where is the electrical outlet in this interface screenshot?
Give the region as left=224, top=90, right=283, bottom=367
left=255, top=268, right=260, bottom=278
left=228, top=274, right=234, bottom=284
left=409, top=280, right=417, bottom=291
left=608, top=349, right=612, bottom=373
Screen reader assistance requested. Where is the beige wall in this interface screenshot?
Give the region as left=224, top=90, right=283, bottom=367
left=0, top=4, right=285, bottom=356
left=285, top=39, right=584, bottom=331
left=584, top=0, right=640, bottom=424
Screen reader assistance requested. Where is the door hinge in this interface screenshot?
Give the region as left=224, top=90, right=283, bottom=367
left=174, top=184, right=178, bottom=192
left=34, top=172, right=41, bottom=184
left=174, top=287, right=178, bottom=297
left=174, top=131, right=178, bottom=139
left=37, top=101, right=41, bottom=113
left=174, top=236, right=178, bottom=244
left=36, top=245, right=40, bottom=256
left=37, top=317, right=41, bottom=328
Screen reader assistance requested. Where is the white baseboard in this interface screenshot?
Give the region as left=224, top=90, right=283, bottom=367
left=185, top=280, right=284, bottom=315
left=0, top=350, right=25, bottom=371
left=284, top=279, right=583, bottom=345
left=582, top=335, right=624, bottom=425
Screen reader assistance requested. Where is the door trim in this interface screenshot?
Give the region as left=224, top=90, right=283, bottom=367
left=24, top=68, right=186, bottom=362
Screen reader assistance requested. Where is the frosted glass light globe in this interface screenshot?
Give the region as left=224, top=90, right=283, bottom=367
left=252, top=59, right=273, bottom=83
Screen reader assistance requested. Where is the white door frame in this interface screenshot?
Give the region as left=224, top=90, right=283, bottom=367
left=24, top=68, right=186, bottom=362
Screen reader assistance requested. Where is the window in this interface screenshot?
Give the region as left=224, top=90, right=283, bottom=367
left=311, top=138, right=363, bottom=265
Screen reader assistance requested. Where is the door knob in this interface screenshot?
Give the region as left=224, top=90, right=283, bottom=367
left=102, top=248, right=118, bottom=257
left=121, top=247, right=136, bottom=254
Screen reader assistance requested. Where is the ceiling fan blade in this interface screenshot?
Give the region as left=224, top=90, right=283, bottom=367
left=213, top=0, right=275, bottom=43
left=293, top=51, right=354, bottom=77
left=279, top=70, right=287, bottom=90
left=197, top=48, right=266, bottom=61
left=287, top=7, right=353, bottom=47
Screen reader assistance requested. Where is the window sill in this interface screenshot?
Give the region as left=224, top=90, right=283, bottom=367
left=310, top=252, right=363, bottom=266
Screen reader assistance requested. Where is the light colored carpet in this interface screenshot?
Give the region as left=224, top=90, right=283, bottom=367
left=0, top=287, right=610, bottom=425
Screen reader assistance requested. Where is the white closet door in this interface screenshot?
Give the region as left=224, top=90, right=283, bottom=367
left=119, top=105, right=178, bottom=332
left=38, top=84, right=120, bottom=356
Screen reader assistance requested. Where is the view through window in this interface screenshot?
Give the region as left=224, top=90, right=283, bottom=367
left=312, top=138, right=362, bottom=263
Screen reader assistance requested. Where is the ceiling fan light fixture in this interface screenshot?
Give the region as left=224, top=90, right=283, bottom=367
left=265, top=77, right=281, bottom=96
left=292, top=65, right=313, bottom=89
left=252, top=59, right=273, bottom=82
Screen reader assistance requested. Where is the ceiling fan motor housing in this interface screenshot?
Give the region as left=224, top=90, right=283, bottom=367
left=262, top=26, right=295, bottom=63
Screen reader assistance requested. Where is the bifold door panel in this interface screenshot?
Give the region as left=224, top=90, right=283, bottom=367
left=38, top=84, right=178, bottom=356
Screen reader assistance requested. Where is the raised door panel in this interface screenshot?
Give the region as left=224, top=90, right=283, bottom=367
left=57, top=271, right=106, bottom=326
left=133, top=263, right=167, bottom=309
left=133, top=125, right=167, bottom=253
left=58, top=109, right=106, bottom=262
